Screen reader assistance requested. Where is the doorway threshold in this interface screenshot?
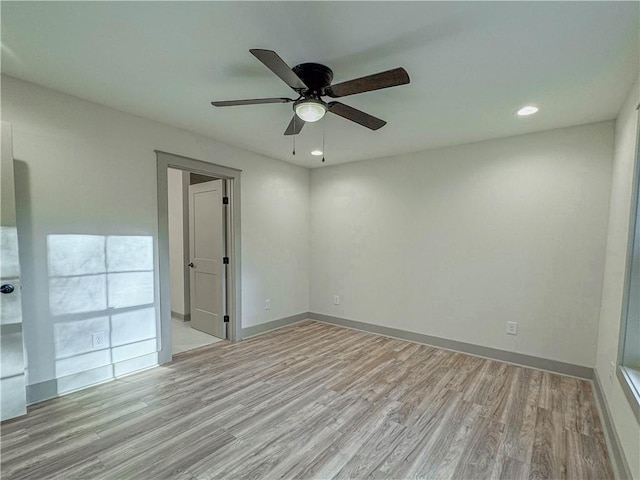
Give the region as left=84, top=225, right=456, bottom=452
left=172, top=318, right=223, bottom=354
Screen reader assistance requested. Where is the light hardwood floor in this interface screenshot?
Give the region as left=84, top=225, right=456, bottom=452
left=0, top=321, right=612, bottom=479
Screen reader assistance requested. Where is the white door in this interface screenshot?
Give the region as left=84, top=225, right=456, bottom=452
left=1, top=122, right=27, bottom=420
left=189, top=179, right=226, bottom=339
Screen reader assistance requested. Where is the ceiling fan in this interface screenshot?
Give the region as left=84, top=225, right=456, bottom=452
left=211, top=49, right=410, bottom=135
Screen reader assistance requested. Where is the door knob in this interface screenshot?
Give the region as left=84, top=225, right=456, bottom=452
left=188, top=263, right=194, bottom=268
left=0, top=284, right=15, bottom=294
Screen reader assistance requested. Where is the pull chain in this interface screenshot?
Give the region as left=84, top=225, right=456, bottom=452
left=322, top=117, right=326, bottom=163
left=292, top=116, right=296, bottom=156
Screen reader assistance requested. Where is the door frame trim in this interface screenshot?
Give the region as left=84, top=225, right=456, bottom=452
left=155, top=150, right=242, bottom=364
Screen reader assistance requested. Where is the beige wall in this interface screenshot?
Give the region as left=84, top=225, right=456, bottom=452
left=5, top=70, right=637, bottom=474
left=2, top=75, right=310, bottom=393
left=310, top=122, right=614, bottom=368
left=595, top=77, right=640, bottom=479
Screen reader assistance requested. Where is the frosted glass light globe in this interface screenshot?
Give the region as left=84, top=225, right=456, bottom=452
left=295, top=100, right=326, bottom=122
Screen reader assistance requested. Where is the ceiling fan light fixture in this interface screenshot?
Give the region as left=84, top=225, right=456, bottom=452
left=211, top=49, right=410, bottom=136
left=295, top=99, right=326, bottom=122
left=311, top=150, right=323, bottom=156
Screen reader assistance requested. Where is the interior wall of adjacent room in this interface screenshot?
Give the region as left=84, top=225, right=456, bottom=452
left=310, top=121, right=614, bottom=368
left=595, top=77, right=640, bottom=479
left=2, top=75, right=310, bottom=392
left=168, top=167, right=189, bottom=318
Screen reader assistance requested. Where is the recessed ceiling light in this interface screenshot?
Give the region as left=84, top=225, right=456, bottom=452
left=311, top=150, right=323, bottom=156
left=516, top=105, right=539, bottom=116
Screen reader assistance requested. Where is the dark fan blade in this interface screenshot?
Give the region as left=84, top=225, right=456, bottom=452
left=284, top=115, right=305, bottom=135
left=328, top=102, right=386, bottom=130
left=326, top=67, right=410, bottom=98
left=250, top=49, right=308, bottom=91
left=211, top=97, right=293, bottom=107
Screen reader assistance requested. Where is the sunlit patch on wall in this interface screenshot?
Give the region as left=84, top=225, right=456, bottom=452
left=47, top=234, right=158, bottom=388
left=112, top=338, right=156, bottom=363
left=0, top=226, right=22, bottom=325
left=1, top=226, right=20, bottom=278
left=1, top=331, right=26, bottom=378
left=49, top=274, right=107, bottom=316
left=1, top=226, right=22, bottom=325
left=107, top=272, right=154, bottom=309
left=0, top=291, right=22, bottom=326
left=110, top=307, right=156, bottom=346
left=53, top=316, right=110, bottom=358
left=55, top=349, right=112, bottom=378
left=107, top=236, right=153, bottom=272
left=47, top=234, right=105, bottom=277
left=47, top=235, right=156, bottom=316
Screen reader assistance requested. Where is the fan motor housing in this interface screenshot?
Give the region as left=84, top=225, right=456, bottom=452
left=292, top=63, right=334, bottom=93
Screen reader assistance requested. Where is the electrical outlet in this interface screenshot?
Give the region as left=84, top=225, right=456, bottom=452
left=333, top=295, right=340, bottom=305
left=265, top=299, right=271, bottom=310
left=92, top=332, right=106, bottom=349
left=506, top=321, right=518, bottom=335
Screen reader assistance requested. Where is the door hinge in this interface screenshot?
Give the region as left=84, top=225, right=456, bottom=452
left=224, top=315, right=230, bottom=323
left=223, top=256, right=229, bottom=264
left=223, top=196, right=229, bottom=205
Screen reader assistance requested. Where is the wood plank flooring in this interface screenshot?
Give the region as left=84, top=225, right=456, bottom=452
left=0, top=320, right=612, bottom=479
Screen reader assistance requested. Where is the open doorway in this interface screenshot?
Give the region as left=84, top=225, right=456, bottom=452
left=156, top=151, right=242, bottom=364
left=168, top=169, right=226, bottom=353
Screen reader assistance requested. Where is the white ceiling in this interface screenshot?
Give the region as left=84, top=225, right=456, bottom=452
left=2, top=2, right=638, bottom=168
